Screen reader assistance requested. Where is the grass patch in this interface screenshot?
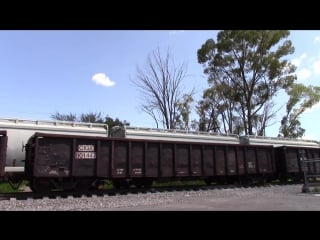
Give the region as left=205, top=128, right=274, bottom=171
left=313, top=187, right=320, bottom=192
left=0, top=180, right=29, bottom=193
left=102, top=180, right=114, bottom=189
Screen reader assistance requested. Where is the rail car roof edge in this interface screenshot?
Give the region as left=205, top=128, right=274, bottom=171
left=0, top=117, right=108, bottom=134
left=110, top=125, right=240, bottom=144
left=240, top=135, right=320, bottom=147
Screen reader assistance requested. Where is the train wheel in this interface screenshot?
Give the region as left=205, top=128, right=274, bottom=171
left=75, top=180, right=93, bottom=191
left=205, top=179, right=211, bottom=186
left=112, top=180, right=122, bottom=189
left=30, top=179, right=51, bottom=193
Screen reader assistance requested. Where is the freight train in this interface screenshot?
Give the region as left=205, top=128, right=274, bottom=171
left=1, top=118, right=320, bottom=193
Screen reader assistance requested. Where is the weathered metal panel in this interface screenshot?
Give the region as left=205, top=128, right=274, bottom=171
left=145, top=142, right=159, bottom=177
left=175, top=144, right=189, bottom=177
left=34, top=137, right=72, bottom=177
left=226, top=146, right=237, bottom=175
left=72, top=139, right=97, bottom=177
left=97, top=140, right=110, bottom=177
left=0, top=131, right=7, bottom=177
left=285, top=148, right=300, bottom=173
left=237, top=147, right=245, bottom=175
left=130, top=142, right=144, bottom=177
left=305, top=149, right=317, bottom=174
left=313, top=149, right=320, bottom=173
left=161, top=143, right=173, bottom=177
left=203, top=145, right=214, bottom=176
left=215, top=147, right=226, bottom=175
left=190, top=145, right=201, bottom=176
left=257, top=148, right=272, bottom=173
left=112, top=141, right=128, bottom=177
left=246, top=147, right=257, bottom=174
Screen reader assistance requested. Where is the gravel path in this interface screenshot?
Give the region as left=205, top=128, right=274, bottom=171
left=1, top=184, right=319, bottom=211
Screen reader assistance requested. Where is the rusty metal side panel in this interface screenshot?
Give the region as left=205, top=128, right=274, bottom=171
left=161, top=143, right=173, bottom=177
left=237, top=147, right=245, bottom=175
left=257, top=148, right=273, bottom=173
left=285, top=148, right=300, bottom=173
left=34, top=137, right=72, bottom=177
left=215, top=146, right=226, bottom=176
left=246, top=147, right=257, bottom=174
left=313, top=149, right=320, bottom=173
left=226, top=146, right=237, bottom=175
left=175, top=144, right=189, bottom=177
left=203, top=145, right=214, bottom=176
left=97, top=140, right=110, bottom=177
left=112, top=140, right=128, bottom=177
left=145, top=142, right=159, bottom=177
left=190, top=144, right=202, bottom=176
left=305, top=149, right=317, bottom=174
left=72, top=139, right=97, bottom=177
left=130, top=142, right=144, bottom=177
left=0, top=131, right=7, bottom=177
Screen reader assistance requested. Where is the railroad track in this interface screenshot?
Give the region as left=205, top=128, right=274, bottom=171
left=0, top=182, right=301, bottom=201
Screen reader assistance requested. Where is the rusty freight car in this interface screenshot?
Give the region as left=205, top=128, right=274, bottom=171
left=0, top=117, right=108, bottom=167
left=275, top=146, right=320, bottom=181
left=240, top=135, right=320, bottom=182
left=25, top=132, right=276, bottom=192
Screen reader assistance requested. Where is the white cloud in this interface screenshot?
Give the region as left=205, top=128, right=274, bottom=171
left=291, top=53, right=307, bottom=67
left=92, top=73, right=115, bottom=87
left=296, top=68, right=312, bottom=81
left=169, top=30, right=185, bottom=35
left=312, top=60, right=320, bottom=75
left=314, top=36, right=320, bottom=44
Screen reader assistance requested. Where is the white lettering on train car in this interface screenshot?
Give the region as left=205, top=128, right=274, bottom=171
left=75, top=152, right=96, bottom=159
left=78, top=145, right=95, bottom=151
left=75, top=144, right=96, bottom=159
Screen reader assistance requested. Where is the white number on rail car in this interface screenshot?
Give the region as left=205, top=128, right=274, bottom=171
left=75, top=152, right=96, bottom=159
left=78, top=145, right=95, bottom=151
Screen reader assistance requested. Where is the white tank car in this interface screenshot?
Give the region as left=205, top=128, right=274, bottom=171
left=0, top=118, right=108, bottom=173
left=239, top=135, right=320, bottom=148
left=110, top=126, right=240, bottom=144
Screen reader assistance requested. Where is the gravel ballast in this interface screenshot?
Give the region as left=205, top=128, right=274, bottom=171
left=0, top=184, right=319, bottom=211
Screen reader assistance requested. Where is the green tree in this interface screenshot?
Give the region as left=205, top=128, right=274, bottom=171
left=80, top=112, right=104, bottom=123
left=175, top=93, right=194, bottom=130
left=51, top=112, right=129, bottom=135
left=279, top=84, right=320, bottom=138
left=196, top=82, right=239, bottom=133
left=197, top=30, right=296, bottom=135
left=105, top=116, right=128, bottom=129
left=51, top=112, right=104, bottom=123
left=51, top=112, right=77, bottom=121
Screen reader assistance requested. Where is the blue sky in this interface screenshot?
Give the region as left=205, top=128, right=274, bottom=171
left=0, top=30, right=319, bottom=140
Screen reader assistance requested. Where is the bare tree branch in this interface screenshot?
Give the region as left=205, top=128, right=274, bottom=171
left=132, top=48, right=188, bottom=129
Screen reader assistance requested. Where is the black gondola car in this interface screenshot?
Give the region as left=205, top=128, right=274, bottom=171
left=274, top=146, right=320, bottom=181
left=25, top=132, right=276, bottom=192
